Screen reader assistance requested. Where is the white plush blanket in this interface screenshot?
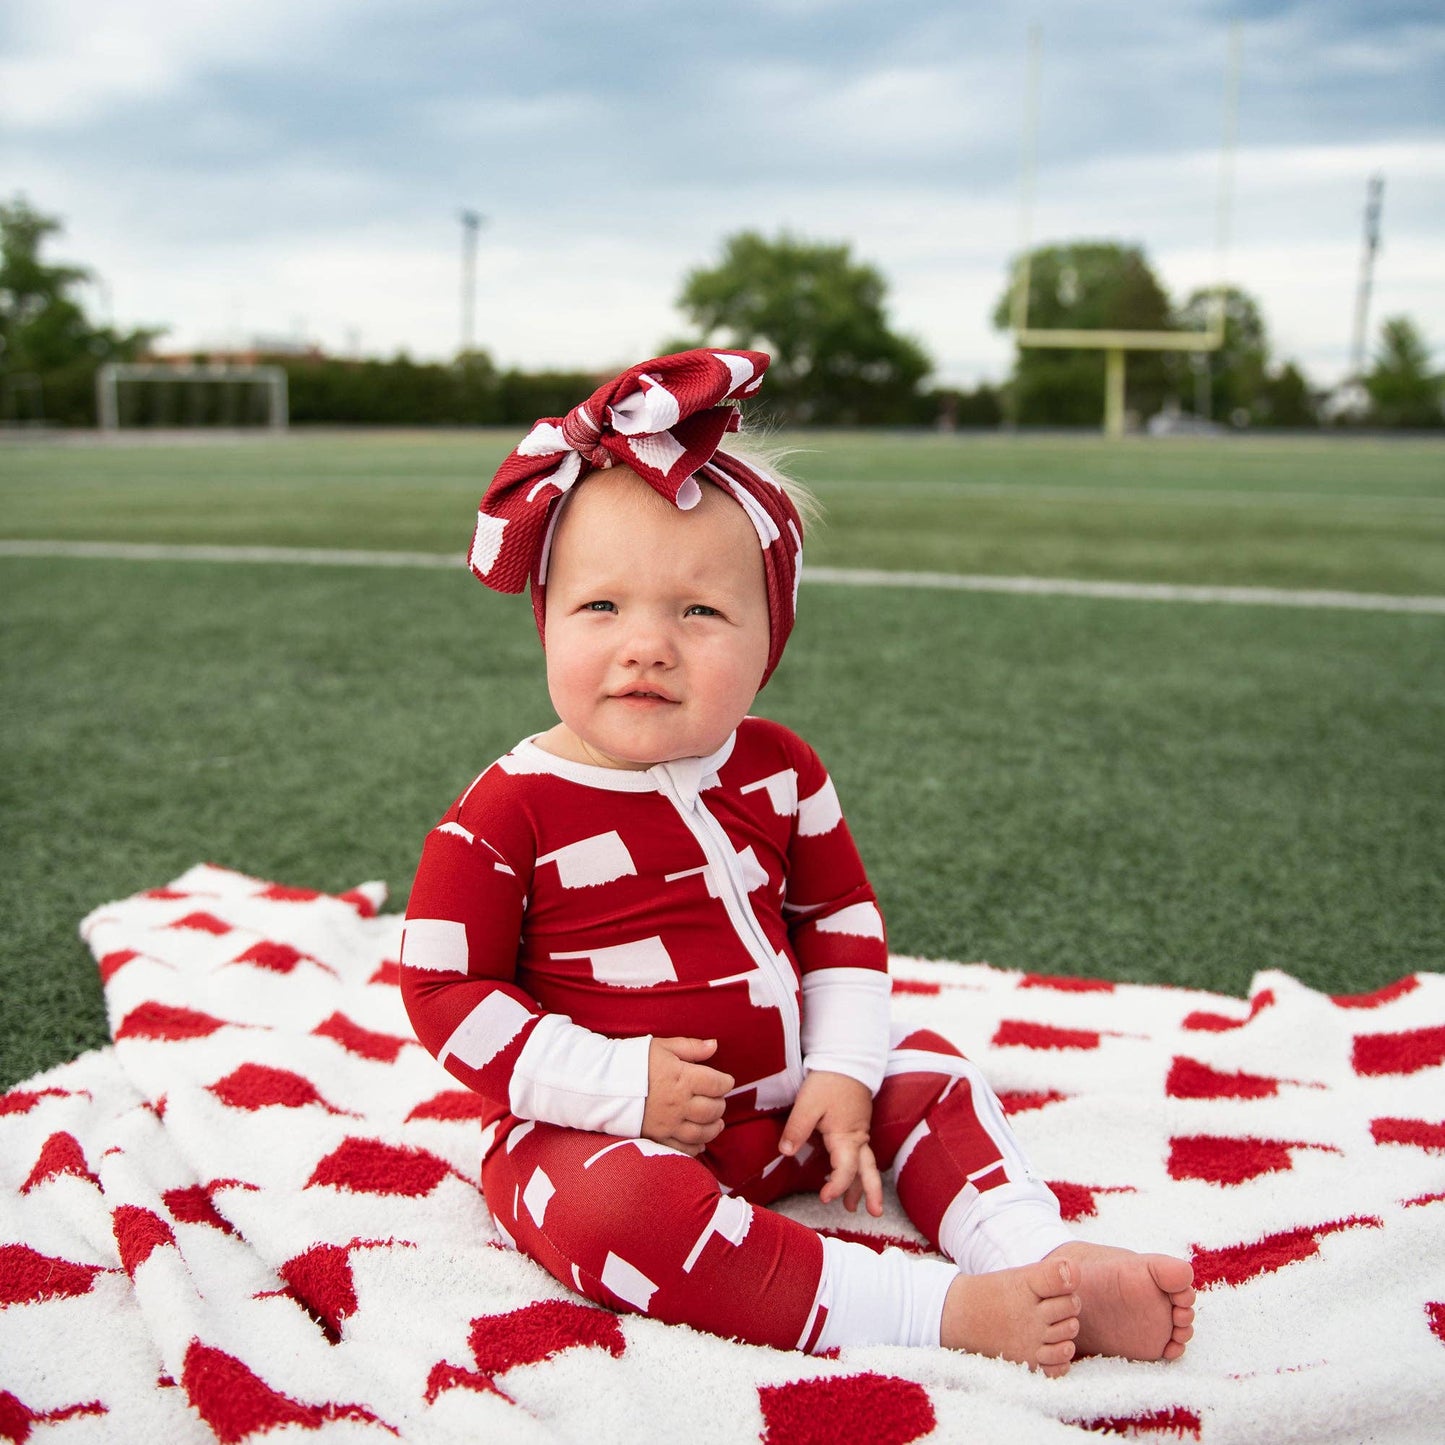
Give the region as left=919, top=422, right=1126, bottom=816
left=2, top=865, right=1442, bottom=1444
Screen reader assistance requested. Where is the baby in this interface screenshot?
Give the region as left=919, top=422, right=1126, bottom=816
left=401, top=349, right=1194, bottom=1369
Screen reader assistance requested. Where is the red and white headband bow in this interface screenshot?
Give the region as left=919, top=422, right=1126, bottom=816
left=469, top=348, right=803, bottom=685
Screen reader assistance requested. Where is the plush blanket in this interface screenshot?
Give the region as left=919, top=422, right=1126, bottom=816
left=2, top=865, right=1441, bottom=1444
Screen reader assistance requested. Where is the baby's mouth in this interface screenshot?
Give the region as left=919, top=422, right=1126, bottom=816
left=616, top=688, right=677, bottom=703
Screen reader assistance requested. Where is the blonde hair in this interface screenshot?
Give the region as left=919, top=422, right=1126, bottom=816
left=565, top=436, right=823, bottom=537
left=718, top=435, right=823, bottom=537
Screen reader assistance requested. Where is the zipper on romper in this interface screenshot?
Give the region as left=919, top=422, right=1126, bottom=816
left=651, top=763, right=804, bottom=1092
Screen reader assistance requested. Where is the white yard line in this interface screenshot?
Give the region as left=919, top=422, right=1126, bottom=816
left=3, top=539, right=1444, bottom=615
left=814, top=478, right=1445, bottom=513
left=0, top=540, right=455, bottom=569
left=803, top=566, right=1445, bottom=615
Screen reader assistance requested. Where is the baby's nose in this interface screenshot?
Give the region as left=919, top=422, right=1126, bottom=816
left=620, top=619, right=678, bottom=669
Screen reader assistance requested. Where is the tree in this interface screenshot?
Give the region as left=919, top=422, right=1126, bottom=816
left=1254, top=361, right=1317, bottom=428
left=992, top=241, right=1174, bottom=425
left=1365, top=316, right=1442, bottom=428
left=1173, top=285, right=1268, bottom=423
left=676, top=231, right=931, bottom=425
left=0, top=195, right=162, bottom=423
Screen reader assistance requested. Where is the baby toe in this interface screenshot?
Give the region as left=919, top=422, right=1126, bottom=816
left=1037, top=1341, right=1075, bottom=1374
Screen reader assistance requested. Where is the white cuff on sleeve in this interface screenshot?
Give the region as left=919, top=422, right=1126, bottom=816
left=800, top=967, right=892, bottom=1095
left=508, top=1014, right=651, bottom=1136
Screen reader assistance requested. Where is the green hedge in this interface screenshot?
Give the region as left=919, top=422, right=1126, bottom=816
left=6, top=350, right=1019, bottom=431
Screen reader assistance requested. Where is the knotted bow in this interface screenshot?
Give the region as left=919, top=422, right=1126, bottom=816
left=468, top=348, right=803, bottom=685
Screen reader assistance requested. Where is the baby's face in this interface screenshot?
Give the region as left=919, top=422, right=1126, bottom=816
left=542, top=467, right=771, bottom=770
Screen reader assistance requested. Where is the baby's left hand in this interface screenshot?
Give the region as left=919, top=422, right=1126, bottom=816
left=779, top=1070, right=884, bottom=1217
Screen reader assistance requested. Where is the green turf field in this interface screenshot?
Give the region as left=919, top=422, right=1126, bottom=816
left=6, top=431, right=1445, bottom=592
left=3, top=429, right=1443, bottom=1088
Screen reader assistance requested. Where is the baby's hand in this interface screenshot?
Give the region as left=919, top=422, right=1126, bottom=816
left=642, top=1037, right=734, bottom=1156
left=779, top=1070, right=884, bottom=1217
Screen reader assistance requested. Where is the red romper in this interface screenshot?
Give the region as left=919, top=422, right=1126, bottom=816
left=401, top=717, right=1070, bottom=1352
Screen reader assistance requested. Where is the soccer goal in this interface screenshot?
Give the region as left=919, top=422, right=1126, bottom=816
left=95, top=363, right=289, bottom=432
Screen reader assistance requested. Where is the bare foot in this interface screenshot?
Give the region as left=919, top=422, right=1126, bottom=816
left=941, top=1257, right=1081, bottom=1377
left=1048, top=1242, right=1195, bottom=1361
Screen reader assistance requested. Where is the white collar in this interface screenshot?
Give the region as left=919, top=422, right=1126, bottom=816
left=503, top=731, right=737, bottom=801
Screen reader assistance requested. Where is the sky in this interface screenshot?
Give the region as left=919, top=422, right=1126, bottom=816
left=3, top=0, right=1442, bottom=389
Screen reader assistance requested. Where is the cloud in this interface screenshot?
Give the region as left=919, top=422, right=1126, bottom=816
left=0, top=0, right=353, bottom=128
left=3, top=0, right=1441, bottom=385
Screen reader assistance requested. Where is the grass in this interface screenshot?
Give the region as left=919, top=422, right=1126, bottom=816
left=2, top=428, right=1443, bottom=1089
left=5, top=430, right=1445, bottom=593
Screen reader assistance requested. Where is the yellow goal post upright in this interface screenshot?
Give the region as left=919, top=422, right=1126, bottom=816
left=1008, top=23, right=1242, bottom=438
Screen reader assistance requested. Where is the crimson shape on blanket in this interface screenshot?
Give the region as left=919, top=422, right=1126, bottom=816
left=1182, top=989, right=1276, bottom=1033
left=112, top=1204, right=177, bottom=1277
left=98, top=948, right=141, bottom=984
left=115, top=1001, right=229, bottom=1041
left=277, top=1238, right=399, bottom=1343
left=1331, top=976, right=1420, bottom=1008
left=231, top=940, right=329, bottom=975
left=167, top=910, right=232, bottom=935
left=258, top=883, right=323, bottom=902
left=998, top=1089, right=1070, bottom=1114
left=180, top=1341, right=393, bottom=1442
left=0, top=1391, right=106, bottom=1442
left=1371, top=1117, right=1445, bottom=1151
left=425, top=1301, right=626, bottom=1404
left=1047, top=1180, right=1136, bottom=1221
left=163, top=1184, right=239, bottom=1237
left=0, top=1087, right=73, bottom=1117
left=1351, top=1024, right=1445, bottom=1076
left=816, top=1226, right=931, bottom=1256
left=305, top=1137, right=454, bottom=1196
left=337, top=887, right=379, bottom=917
left=758, top=1372, right=935, bottom=1445
left=20, top=1130, right=100, bottom=1193
left=470, top=1299, right=626, bottom=1375
left=1066, top=1406, right=1202, bottom=1439
left=0, top=1245, right=107, bottom=1305
left=890, top=978, right=940, bottom=996
left=1020, top=972, right=1116, bottom=993
left=992, top=1020, right=1112, bottom=1050
left=1167, top=1133, right=1338, bottom=1185
left=1191, top=1216, right=1381, bottom=1289
left=1165, top=1057, right=1296, bottom=1100
left=406, top=1089, right=489, bottom=1122
left=1428, top=1302, right=1445, bottom=1345
left=208, top=1062, right=347, bottom=1114
left=312, top=1011, right=411, bottom=1062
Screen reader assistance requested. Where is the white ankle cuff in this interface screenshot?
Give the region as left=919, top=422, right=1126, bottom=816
left=940, top=1185, right=1075, bottom=1275
left=811, top=1237, right=958, bottom=1351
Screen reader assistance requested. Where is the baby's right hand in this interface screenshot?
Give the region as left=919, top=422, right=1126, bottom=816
left=641, top=1037, right=734, bottom=1156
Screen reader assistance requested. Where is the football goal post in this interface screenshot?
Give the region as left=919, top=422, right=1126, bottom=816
left=95, top=363, right=289, bottom=432
left=1009, top=25, right=1241, bottom=438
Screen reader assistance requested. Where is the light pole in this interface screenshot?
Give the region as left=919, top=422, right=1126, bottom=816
left=459, top=209, right=485, bottom=359
left=1348, top=176, right=1384, bottom=383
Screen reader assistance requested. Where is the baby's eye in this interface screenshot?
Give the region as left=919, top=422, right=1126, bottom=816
left=685, top=604, right=721, bottom=617
left=582, top=600, right=616, bottom=613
